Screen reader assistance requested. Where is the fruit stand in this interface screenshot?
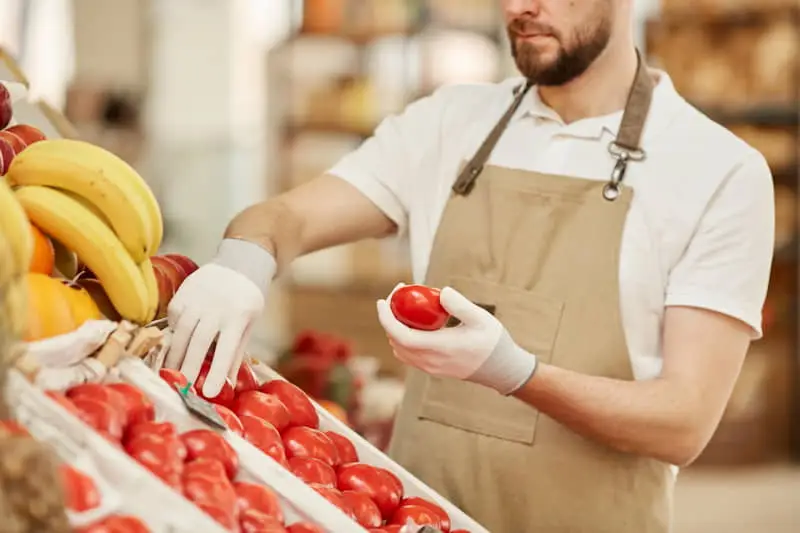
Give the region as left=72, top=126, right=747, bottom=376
left=0, top=63, right=485, bottom=533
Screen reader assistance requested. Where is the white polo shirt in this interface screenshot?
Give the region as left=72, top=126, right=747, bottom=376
left=328, top=72, right=775, bottom=381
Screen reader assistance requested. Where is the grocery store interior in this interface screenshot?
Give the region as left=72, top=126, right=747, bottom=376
left=0, top=0, right=799, bottom=531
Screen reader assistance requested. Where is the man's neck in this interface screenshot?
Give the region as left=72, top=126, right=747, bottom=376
left=537, top=44, right=639, bottom=124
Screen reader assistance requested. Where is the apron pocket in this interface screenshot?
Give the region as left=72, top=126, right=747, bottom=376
left=418, top=277, right=565, bottom=445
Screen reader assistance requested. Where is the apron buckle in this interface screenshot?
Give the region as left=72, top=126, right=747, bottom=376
left=603, top=142, right=646, bottom=202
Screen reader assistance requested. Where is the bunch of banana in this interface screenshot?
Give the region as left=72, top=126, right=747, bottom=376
left=6, top=139, right=162, bottom=324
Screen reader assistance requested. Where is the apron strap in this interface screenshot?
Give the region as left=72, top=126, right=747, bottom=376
left=452, top=80, right=534, bottom=196
left=453, top=49, right=656, bottom=200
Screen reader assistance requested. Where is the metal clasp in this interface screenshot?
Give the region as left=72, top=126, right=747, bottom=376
left=603, top=142, right=646, bottom=202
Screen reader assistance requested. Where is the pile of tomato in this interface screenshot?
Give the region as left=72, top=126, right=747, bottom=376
left=155, top=360, right=471, bottom=533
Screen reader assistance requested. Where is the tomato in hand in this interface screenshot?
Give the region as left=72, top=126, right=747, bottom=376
left=398, top=497, right=451, bottom=531
left=214, top=404, right=244, bottom=437
left=259, top=380, right=318, bottom=429
left=282, top=427, right=339, bottom=467
left=180, top=429, right=239, bottom=479
left=194, top=361, right=236, bottom=408
left=159, top=368, right=195, bottom=394
left=342, top=490, right=382, bottom=528
left=337, top=463, right=403, bottom=519
left=240, top=509, right=287, bottom=533
left=106, top=383, right=155, bottom=426
left=389, top=284, right=449, bottom=331
left=60, top=464, right=100, bottom=512
left=389, top=503, right=444, bottom=529
left=240, top=415, right=287, bottom=466
left=324, top=431, right=358, bottom=464
left=235, top=361, right=259, bottom=394
left=286, top=523, right=324, bottom=533
left=233, top=391, right=291, bottom=432
left=234, top=481, right=284, bottom=522
left=288, top=457, right=337, bottom=487
left=71, top=396, right=125, bottom=442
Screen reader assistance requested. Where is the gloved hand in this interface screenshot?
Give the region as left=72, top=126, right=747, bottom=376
left=376, top=284, right=537, bottom=395
left=164, top=239, right=276, bottom=397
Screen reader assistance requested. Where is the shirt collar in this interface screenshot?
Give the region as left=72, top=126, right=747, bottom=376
left=512, top=70, right=683, bottom=144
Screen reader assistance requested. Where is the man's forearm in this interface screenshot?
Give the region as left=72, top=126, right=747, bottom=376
left=514, top=363, right=712, bottom=466
left=225, top=198, right=302, bottom=273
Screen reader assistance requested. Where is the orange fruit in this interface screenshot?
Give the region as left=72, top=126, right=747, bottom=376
left=29, top=223, right=54, bottom=275
left=24, top=273, right=75, bottom=341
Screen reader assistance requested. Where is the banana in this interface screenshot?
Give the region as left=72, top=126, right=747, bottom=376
left=19, top=139, right=163, bottom=253
left=0, top=177, right=33, bottom=278
left=6, top=140, right=154, bottom=262
left=138, top=258, right=158, bottom=323
left=14, top=186, right=150, bottom=323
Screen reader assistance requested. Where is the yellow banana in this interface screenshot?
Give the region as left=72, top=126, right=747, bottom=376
left=6, top=140, right=153, bottom=262
left=14, top=186, right=150, bottom=323
left=19, top=139, right=163, bottom=253
left=0, top=177, right=33, bottom=278
left=138, top=258, right=158, bottom=323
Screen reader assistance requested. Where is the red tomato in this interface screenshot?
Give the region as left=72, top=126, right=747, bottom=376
left=235, top=361, right=259, bottom=394
left=0, top=419, right=29, bottom=436
left=234, top=481, right=284, bottom=522
left=214, top=404, right=244, bottom=436
left=282, top=427, right=338, bottom=467
left=71, top=396, right=125, bottom=441
left=180, top=429, right=239, bottom=479
left=337, top=463, right=403, bottom=519
left=106, top=383, right=155, bottom=427
left=259, top=380, right=319, bottom=429
left=369, top=527, right=403, bottom=533
left=60, top=464, right=101, bottom=513
left=233, top=391, right=291, bottom=432
left=45, top=391, right=81, bottom=417
left=195, top=361, right=236, bottom=408
left=125, top=433, right=183, bottom=488
left=240, top=415, right=287, bottom=466
left=398, top=497, right=450, bottom=531
left=77, top=514, right=151, bottom=533
left=183, top=457, right=229, bottom=481
left=389, top=504, right=444, bottom=529
left=159, top=368, right=195, bottom=394
left=324, top=431, right=358, bottom=464
left=308, top=485, right=353, bottom=519
left=342, top=490, right=382, bottom=528
left=288, top=457, right=336, bottom=487
left=286, top=523, right=324, bottom=533
left=389, top=284, right=449, bottom=330
left=182, top=460, right=238, bottom=523
left=240, top=509, right=287, bottom=533
left=67, top=383, right=128, bottom=424
left=125, top=420, right=180, bottom=441
left=195, top=501, right=238, bottom=532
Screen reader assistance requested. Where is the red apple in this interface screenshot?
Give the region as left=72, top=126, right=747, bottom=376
left=6, top=124, right=45, bottom=145
left=152, top=260, right=177, bottom=319
left=0, top=138, right=14, bottom=175
left=164, top=254, right=198, bottom=278
left=151, top=255, right=184, bottom=288
left=0, top=130, right=25, bottom=154
left=0, top=84, right=11, bottom=130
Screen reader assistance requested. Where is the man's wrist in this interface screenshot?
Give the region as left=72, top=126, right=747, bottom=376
left=468, top=330, right=537, bottom=395
left=213, top=238, right=277, bottom=297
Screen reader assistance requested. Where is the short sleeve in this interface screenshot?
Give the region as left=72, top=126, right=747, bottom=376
left=326, top=89, right=447, bottom=234
left=665, top=151, right=775, bottom=338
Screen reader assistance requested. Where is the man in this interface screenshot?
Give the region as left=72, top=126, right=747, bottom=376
left=165, top=0, right=775, bottom=531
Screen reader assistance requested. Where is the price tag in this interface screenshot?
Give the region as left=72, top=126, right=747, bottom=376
left=417, top=527, right=443, bottom=533
left=173, top=383, right=228, bottom=431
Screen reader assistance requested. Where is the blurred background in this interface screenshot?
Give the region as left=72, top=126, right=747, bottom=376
left=0, top=0, right=798, bottom=531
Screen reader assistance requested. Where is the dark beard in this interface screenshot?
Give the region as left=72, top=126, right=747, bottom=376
left=508, top=17, right=612, bottom=86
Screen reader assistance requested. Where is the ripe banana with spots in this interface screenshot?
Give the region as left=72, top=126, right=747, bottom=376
left=5, top=139, right=163, bottom=261
left=14, top=185, right=151, bottom=323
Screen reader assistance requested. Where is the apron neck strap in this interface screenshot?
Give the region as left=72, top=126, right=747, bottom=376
left=453, top=49, right=654, bottom=197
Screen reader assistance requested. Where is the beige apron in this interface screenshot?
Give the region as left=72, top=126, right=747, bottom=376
left=388, top=54, right=673, bottom=533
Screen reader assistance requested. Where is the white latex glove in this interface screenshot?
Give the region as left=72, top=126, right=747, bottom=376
left=165, top=239, right=276, bottom=397
left=376, top=284, right=537, bottom=395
